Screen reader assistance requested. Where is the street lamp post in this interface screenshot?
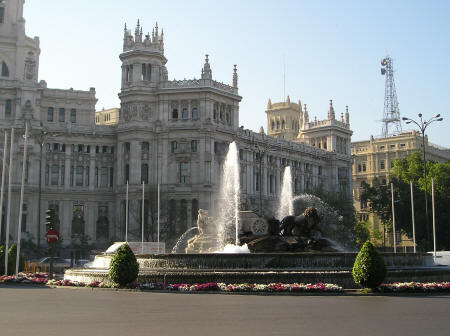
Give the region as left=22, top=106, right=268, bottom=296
left=30, top=127, right=58, bottom=250
left=253, top=144, right=266, bottom=216
left=402, top=114, right=443, bottom=250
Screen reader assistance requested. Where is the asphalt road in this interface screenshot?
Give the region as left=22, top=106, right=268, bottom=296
left=1, top=286, right=449, bottom=336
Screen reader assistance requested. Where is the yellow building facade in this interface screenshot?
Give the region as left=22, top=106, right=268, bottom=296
left=351, top=131, right=450, bottom=249
left=95, top=108, right=119, bottom=125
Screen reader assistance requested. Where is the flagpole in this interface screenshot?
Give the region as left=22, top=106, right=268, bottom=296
left=391, top=182, right=396, bottom=254
left=0, top=130, right=8, bottom=244
left=432, top=178, right=436, bottom=258
left=141, top=181, right=144, bottom=254
left=4, top=127, right=14, bottom=275
left=16, top=123, right=28, bottom=275
left=410, top=182, right=416, bottom=253
left=157, top=183, right=160, bottom=251
left=125, top=180, right=128, bottom=242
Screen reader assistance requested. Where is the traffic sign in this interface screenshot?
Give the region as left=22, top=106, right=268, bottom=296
left=45, top=229, right=59, bottom=244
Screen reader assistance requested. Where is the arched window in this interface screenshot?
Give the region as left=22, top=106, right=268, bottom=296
left=182, top=108, right=188, bottom=119
left=282, top=120, right=285, bottom=129
left=276, top=121, right=280, bottom=129
left=1, top=62, right=9, bottom=77
left=172, top=108, right=178, bottom=119
left=192, top=107, right=198, bottom=119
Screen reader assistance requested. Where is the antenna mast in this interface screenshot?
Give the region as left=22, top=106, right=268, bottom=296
left=380, top=56, right=402, bottom=137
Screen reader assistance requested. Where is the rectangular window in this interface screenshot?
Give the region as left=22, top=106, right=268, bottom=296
left=269, top=175, right=274, bottom=193
left=59, top=108, right=65, bottom=122
left=61, top=165, right=65, bottom=185
left=95, top=167, right=99, bottom=187
left=85, top=166, right=89, bottom=186
left=53, top=143, right=59, bottom=152
left=141, top=64, right=146, bottom=81
left=124, top=164, right=129, bottom=183
left=318, top=166, right=322, bottom=176
left=70, top=109, right=76, bottom=123
left=76, top=166, right=83, bottom=186
left=45, top=165, right=49, bottom=185
left=141, top=164, right=148, bottom=184
left=47, top=107, right=54, bottom=122
left=78, top=144, right=84, bottom=152
left=146, top=64, right=151, bottom=81
left=179, top=162, right=189, bottom=184
left=5, top=99, right=11, bottom=117
left=0, top=8, right=4, bottom=24
left=109, top=167, right=114, bottom=187
left=380, top=160, right=385, bottom=170
left=171, top=141, right=177, bottom=153
left=191, top=140, right=197, bottom=153
left=51, top=165, right=59, bottom=185
left=61, top=144, right=66, bottom=152
left=100, top=167, right=108, bottom=187
left=70, top=166, right=74, bottom=186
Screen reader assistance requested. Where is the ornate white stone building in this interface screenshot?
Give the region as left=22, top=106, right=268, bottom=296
left=0, top=0, right=352, bottom=252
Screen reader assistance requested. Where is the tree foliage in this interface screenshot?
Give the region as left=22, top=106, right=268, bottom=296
left=352, top=241, right=386, bottom=289
left=108, top=243, right=139, bottom=286
left=361, top=152, right=450, bottom=250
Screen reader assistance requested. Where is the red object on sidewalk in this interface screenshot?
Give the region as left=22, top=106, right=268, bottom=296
left=45, top=229, right=59, bottom=244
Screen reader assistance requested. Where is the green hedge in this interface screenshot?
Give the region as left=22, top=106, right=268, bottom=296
left=108, top=243, right=139, bottom=286
left=352, top=241, right=386, bottom=289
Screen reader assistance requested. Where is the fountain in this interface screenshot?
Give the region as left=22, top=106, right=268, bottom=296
left=277, top=166, right=294, bottom=221
left=64, top=142, right=450, bottom=288
left=216, top=141, right=241, bottom=248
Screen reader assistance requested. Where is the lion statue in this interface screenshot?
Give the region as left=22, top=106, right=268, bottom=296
left=279, top=207, right=321, bottom=238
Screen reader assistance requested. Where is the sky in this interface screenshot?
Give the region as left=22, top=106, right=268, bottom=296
left=24, top=0, right=450, bottom=147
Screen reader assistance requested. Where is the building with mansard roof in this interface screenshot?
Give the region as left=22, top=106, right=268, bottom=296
left=0, top=0, right=352, bottom=254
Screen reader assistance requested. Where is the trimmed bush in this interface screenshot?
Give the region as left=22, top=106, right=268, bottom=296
left=108, top=243, right=139, bottom=286
left=0, top=245, right=4, bottom=274
left=7, top=244, right=25, bottom=275
left=352, top=241, right=386, bottom=289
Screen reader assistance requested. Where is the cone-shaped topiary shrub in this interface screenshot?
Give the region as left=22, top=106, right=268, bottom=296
left=108, top=243, right=139, bottom=286
left=352, top=241, right=386, bottom=289
left=7, top=244, right=25, bottom=275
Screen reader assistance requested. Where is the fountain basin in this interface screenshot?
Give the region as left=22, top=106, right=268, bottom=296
left=64, top=252, right=450, bottom=289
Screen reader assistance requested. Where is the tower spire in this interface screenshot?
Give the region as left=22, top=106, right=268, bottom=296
left=201, top=54, right=212, bottom=80
left=328, top=99, right=335, bottom=120
left=381, top=55, right=402, bottom=136
left=345, top=105, right=349, bottom=125
left=232, top=64, right=238, bottom=88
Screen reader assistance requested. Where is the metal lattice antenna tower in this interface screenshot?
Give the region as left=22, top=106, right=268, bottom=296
left=380, top=56, right=402, bottom=137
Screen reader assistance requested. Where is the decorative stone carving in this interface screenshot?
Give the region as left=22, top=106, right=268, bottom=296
left=24, top=52, right=36, bottom=80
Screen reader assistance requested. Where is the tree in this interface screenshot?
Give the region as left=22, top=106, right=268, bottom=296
left=352, top=241, right=386, bottom=289
left=108, top=243, right=139, bottom=287
left=353, top=220, right=370, bottom=249
left=361, top=153, right=450, bottom=250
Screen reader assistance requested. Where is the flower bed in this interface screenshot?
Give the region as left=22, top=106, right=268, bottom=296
left=140, top=282, right=342, bottom=293
left=0, top=272, right=49, bottom=285
left=379, top=282, right=450, bottom=293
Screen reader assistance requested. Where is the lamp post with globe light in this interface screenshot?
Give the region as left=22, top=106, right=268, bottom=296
left=401, top=113, right=443, bottom=250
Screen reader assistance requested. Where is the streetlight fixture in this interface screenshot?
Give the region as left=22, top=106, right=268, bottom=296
left=29, top=125, right=59, bottom=249
left=253, top=144, right=266, bottom=216
left=401, top=113, right=443, bottom=250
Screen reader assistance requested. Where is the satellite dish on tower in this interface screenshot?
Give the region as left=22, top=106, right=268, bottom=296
left=381, top=58, right=387, bottom=66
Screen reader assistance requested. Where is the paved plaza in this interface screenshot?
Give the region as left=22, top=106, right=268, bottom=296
left=0, top=286, right=449, bottom=336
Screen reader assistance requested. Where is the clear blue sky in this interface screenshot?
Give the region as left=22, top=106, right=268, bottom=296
left=24, top=0, right=450, bottom=147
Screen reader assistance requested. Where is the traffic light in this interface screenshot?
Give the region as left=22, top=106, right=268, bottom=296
left=45, top=208, right=56, bottom=230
